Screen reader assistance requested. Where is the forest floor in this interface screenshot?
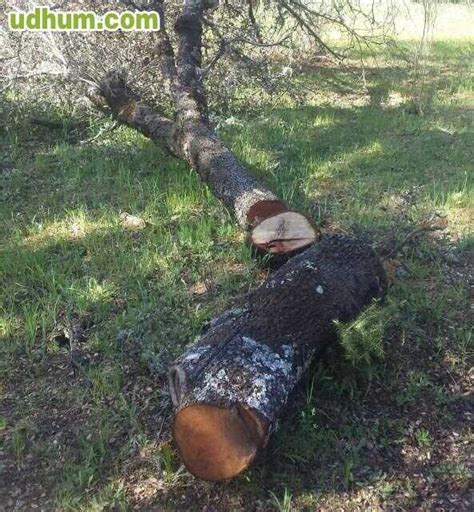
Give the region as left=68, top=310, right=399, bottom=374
left=1, top=39, right=473, bottom=511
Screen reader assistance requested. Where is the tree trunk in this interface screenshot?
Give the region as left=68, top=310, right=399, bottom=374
left=169, top=235, right=387, bottom=481
left=95, top=73, right=317, bottom=257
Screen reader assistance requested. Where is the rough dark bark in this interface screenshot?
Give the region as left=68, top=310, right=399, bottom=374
left=86, top=1, right=318, bottom=258
left=97, top=72, right=317, bottom=256
left=169, top=235, right=387, bottom=481
left=97, top=74, right=175, bottom=151
left=174, top=0, right=209, bottom=124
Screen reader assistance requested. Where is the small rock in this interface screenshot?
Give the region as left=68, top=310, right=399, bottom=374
left=120, top=212, right=146, bottom=230
left=316, top=285, right=324, bottom=294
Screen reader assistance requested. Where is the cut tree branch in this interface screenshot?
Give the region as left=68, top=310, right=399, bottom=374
left=96, top=71, right=316, bottom=257
left=90, top=1, right=317, bottom=257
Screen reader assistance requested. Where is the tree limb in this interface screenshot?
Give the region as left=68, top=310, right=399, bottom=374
left=96, top=71, right=317, bottom=257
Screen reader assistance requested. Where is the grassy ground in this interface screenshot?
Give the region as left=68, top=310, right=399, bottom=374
left=1, top=39, right=473, bottom=511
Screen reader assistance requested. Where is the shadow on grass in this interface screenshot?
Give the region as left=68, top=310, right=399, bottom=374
left=2, top=183, right=470, bottom=511
left=225, top=100, right=472, bottom=231
left=1, top=58, right=472, bottom=509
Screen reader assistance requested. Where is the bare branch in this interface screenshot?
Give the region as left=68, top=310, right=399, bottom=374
left=279, top=0, right=343, bottom=60
left=95, top=71, right=176, bottom=153
left=174, top=0, right=219, bottom=123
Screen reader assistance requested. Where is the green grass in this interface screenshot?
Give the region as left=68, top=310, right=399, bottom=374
left=0, top=38, right=473, bottom=511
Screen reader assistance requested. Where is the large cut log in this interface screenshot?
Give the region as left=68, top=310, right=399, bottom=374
left=169, top=235, right=387, bottom=481
left=95, top=73, right=317, bottom=258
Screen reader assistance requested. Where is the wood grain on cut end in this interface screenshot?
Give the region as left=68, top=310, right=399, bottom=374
left=173, top=404, right=267, bottom=481
left=251, top=211, right=317, bottom=254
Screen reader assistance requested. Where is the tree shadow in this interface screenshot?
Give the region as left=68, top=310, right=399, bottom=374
left=223, top=99, right=471, bottom=232
left=1, top=58, right=472, bottom=509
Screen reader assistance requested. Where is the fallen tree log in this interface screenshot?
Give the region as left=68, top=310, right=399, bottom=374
left=95, top=73, right=317, bottom=257
left=91, top=0, right=318, bottom=258
left=169, top=235, right=387, bottom=481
